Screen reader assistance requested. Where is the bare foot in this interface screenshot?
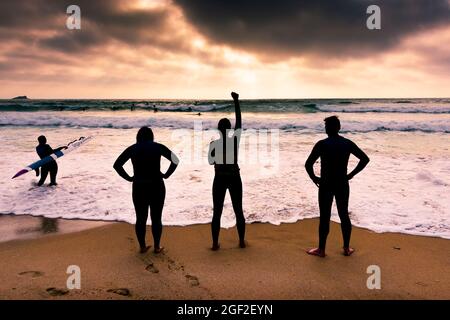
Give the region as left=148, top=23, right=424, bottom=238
left=154, top=246, right=164, bottom=254
left=306, top=248, right=326, bottom=257
left=211, top=243, right=220, bottom=251
left=140, top=246, right=151, bottom=254
left=343, top=247, right=355, bottom=256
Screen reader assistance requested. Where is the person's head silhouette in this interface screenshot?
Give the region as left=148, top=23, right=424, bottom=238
left=136, top=126, right=154, bottom=143
left=38, top=135, right=47, bottom=145
left=218, top=118, right=231, bottom=137
left=324, top=116, right=340, bottom=136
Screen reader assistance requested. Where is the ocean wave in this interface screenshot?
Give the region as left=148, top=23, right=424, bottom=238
left=0, top=101, right=232, bottom=113
left=1, top=112, right=449, bottom=133
left=317, top=105, right=450, bottom=114
left=2, top=98, right=450, bottom=114
left=1, top=132, right=449, bottom=239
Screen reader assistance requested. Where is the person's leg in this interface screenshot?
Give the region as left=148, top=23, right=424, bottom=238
left=132, top=184, right=150, bottom=253
left=38, top=166, right=49, bottom=186
left=149, top=180, right=166, bottom=253
left=229, top=174, right=246, bottom=247
left=318, top=186, right=333, bottom=250
left=308, top=186, right=333, bottom=257
left=49, top=163, right=58, bottom=186
left=335, top=183, right=353, bottom=255
left=211, top=175, right=227, bottom=250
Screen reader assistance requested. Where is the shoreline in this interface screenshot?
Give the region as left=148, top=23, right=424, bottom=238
left=0, top=217, right=448, bottom=299
left=1, top=213, right=448, bottom=243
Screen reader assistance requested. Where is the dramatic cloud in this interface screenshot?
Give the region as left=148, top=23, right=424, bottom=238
left=0, top=0, right=191, bottom=53
left=174, top=0, right=450, bottom=58
left=0, top=0, right=449, bottom=98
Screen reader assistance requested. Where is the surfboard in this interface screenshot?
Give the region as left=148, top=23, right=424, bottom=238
left=12, top=136, right=93, bottom=179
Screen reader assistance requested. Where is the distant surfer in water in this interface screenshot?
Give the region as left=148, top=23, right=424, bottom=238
left=305, top=116, right=369, bottom=257
left=208, top=92, right=246, bottom=250
left=114, top=127, right=179, bottom=254
left=35, top=135, right=67, bottom=186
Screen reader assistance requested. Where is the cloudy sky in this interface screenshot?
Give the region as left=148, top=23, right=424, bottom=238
left=0, top=0, right=449, bottom=99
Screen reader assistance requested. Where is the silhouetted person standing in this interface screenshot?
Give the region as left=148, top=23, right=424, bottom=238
left=114, top=127, right=179, bottom=254
left=305, top=116, right=369, bottom=257
left=208, top=92, right=246, bottom=250
left=35, top=135, right=67, bottom=186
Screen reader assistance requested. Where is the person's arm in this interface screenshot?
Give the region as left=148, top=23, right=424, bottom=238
left=35, top=146, right=44, bottom=175
left=160, top=144, right=179, bottom=179
left=347, top=142, right=370, bottom=180
left=113, top=147, right=134, bottom=182
left=53, top=146, right=68, bottom=152
left=208, top=141, right=216, bottom=165
left=231, top=92, right=241, bottom=130
left=45, top=144, right=67, bottom=154
left=305, top=142, right=321, bottom=187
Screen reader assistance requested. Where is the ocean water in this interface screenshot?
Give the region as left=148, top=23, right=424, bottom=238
left=0, top=98, right=449, bottom=239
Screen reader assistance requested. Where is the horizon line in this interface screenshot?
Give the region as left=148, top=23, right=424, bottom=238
left=1, top=96, right=449, bottom=100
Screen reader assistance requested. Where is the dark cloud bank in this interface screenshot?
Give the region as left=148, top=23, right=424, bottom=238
left=0, top=0, right=449, bottom=58
left=0, top=0, right=179, bottom=53
left=174, top=0, right=450, bottom=57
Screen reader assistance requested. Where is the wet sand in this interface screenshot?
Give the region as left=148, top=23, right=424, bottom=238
left=0, top=218, right=448, bottom=299
left=0, top=214, right=111, bottom=243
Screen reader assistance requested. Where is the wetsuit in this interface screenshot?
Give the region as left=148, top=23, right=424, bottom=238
left=209, top=132, right=245, bottom=245
left=305, top=135, right=369, bottom=250
left=114, top=141, right=176, bottom=249
left=36, top=144, right=58, bottom=186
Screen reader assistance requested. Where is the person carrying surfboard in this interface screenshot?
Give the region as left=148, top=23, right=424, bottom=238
left=35, top=135, right=68, bottom=186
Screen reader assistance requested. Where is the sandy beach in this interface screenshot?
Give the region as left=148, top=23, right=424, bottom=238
left=2, top=0, right=450, bottom=307
left=0, top=218, right=448, bottom=300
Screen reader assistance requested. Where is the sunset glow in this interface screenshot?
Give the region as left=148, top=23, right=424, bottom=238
left=0, top=0, right=449, bottom=99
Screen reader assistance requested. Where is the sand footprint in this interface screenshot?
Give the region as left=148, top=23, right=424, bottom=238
left=185, top=275, right=200, bottom=287
left=18, top=271, right=44, bottom=278
left=139, top=250, right=202, bottom=291
left=167, top=258, right=185, bottom=272
left=155, top=253, right=200, bottom=288
left=145, top=262, right=159, bottom=273
left=139, top=254, right=160, bottom=274
left=153, top=251, right=185, bottom=272
left=107, top=288, right=131, bottom=297
left=46, top=287, right=69, bottom=296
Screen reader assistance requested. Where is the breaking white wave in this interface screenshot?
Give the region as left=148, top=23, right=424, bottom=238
left=0, top=126, right=449, bottom=239
left=1, top=111, right=450, bottom=133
